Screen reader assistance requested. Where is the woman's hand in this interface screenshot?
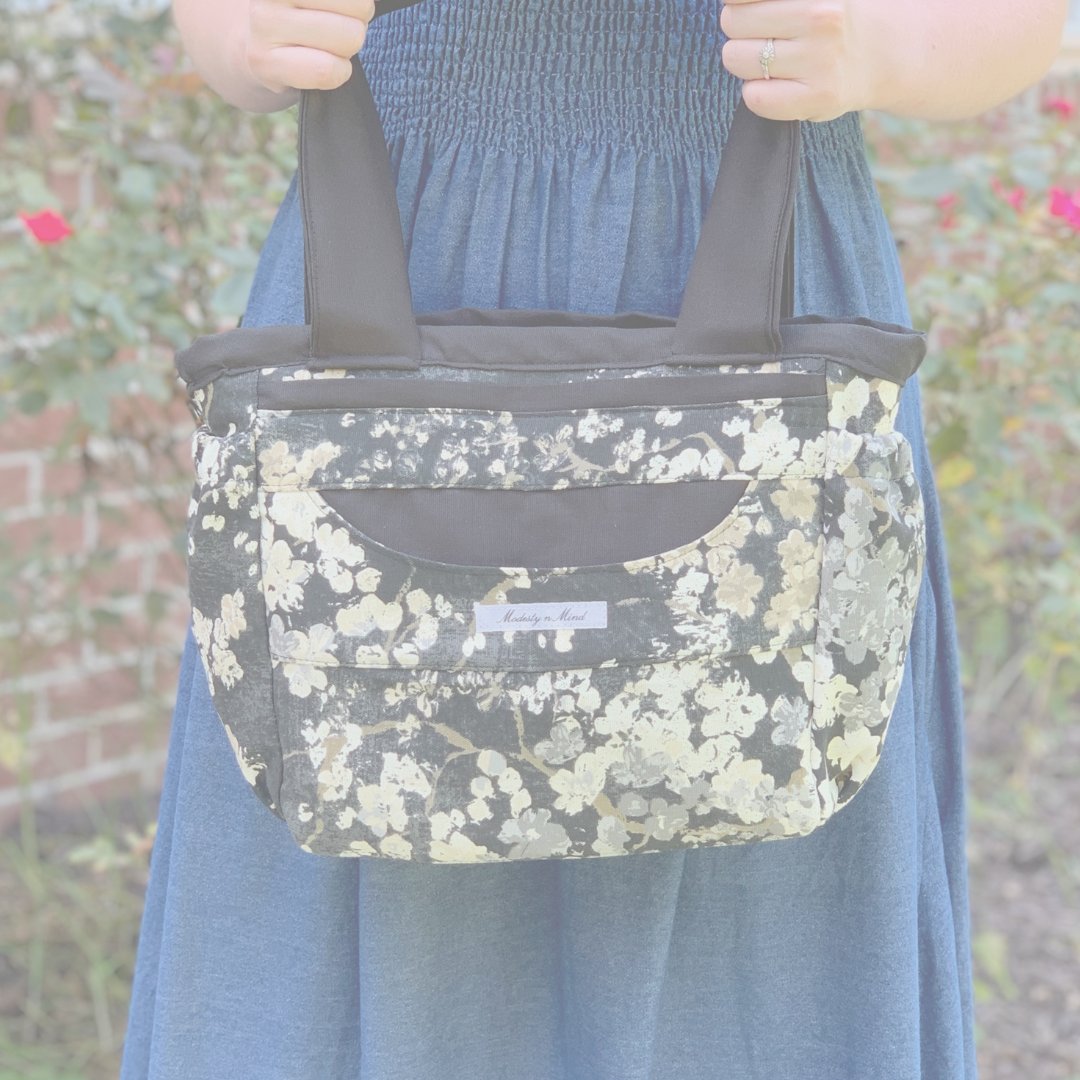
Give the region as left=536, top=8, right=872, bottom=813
left=719, top=0, right=884, bottom=122
left=239, top=0, right=377, bottom=95
left=720, top=0, right=1069, bottom=123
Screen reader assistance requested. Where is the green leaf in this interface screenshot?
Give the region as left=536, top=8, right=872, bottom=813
left=210, top=271, right=255, bottom=319
left=116, top=163, right=158, bottom=205
left=16, top=387, right=48, bottom=414
left=972, top=931, right=1019, bottom=1001
left=902, top=164, right=971, bottom=200
left=929, top=419, right=969, bottom=461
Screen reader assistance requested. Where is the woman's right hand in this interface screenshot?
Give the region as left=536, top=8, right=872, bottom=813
left=239, top=0, right=377, bottom=95
left=171, top=0, right=376, bottom=111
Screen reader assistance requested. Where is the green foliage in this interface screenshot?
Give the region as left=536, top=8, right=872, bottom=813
left=0, top=808, right=155, bottom=1080
left=972, top=930, right=1020, bottom=1003
left=0, top=3, right=297, bottom=432
left=865, top=101, right=1080, bottom=722
left=0, top=0, right=299, bottom=791
left=1, top=9, right=298, bottom=1076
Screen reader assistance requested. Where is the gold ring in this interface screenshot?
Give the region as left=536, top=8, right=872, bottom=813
left=759, top=38, right=776, bottom=80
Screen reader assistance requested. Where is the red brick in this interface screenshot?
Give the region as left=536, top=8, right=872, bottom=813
left=140, top=620, right=192, bottom=668
left=79, top=550, right=147, bottom=607
left=23, top=729, right=90, bottom=786
left=80, top=452, right=146, bottom=499
left=154, top=644, right=192, bottom=700
left=49, top=764, right=166, bottom=816
left=5, top=563, right=81, bottom=618
left=161, top=609, right=193, bottom=649
left=0, top=686, right=37, bottom=733
left=43, top=165, right=82, bottom=212
left=89, top=614, right=153, bottom=659
left=89, top=605, right=187, bottom=661
left=0, top=636, right=83, bottom=682
left=41, top=454, right=88, bottom=502
left=0, top=404, right=81, bottom=454
left=0, top=463, right=30, bottom=513
left=29, top=89, right=59, bottom=147
left=157, top=600, right=192, bottom=642
left=95, top=497, right=178, bottom=550
left=46, top=665, right=141, bottom=724
left=109, top=390, right=192, bottom=434
left=0, top=761, right=28, bottom=799
left=5, top=507, right=89, bottom=559
left=150, top=545, right=189, bottom=591
left=87, top=717, right=164, bottom=767
left=89, top=437, right=186, bottom=492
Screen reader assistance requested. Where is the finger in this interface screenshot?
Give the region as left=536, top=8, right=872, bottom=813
left=721, top=36, right=816, bottom=84
left=288, top=0, right=377, bottom=19
left=719, top=0, right=809, bottom=41
left=252, top=44, right=357, bottom=91
left=254, top=2, right=374, bottom=57
left=740, top=76, right=851, bottom=123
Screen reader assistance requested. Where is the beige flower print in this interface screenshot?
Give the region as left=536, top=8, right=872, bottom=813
left=257, top=438, right=343, bottom=488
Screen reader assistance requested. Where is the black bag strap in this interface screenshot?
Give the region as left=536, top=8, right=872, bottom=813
left=299, top=50, right=801, bottom=366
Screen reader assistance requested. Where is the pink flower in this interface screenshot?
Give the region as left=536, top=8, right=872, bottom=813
left=936, top=192, right=959, bottom=229
left=1049, top=186, right=1080, bottom=231
left=1043, top=96, right=1076, bottom=120
left=19, top=209, right=74, bottom=244
left=990, top=177, right=1026, bottom=212
left=152, top=44, right=178, bottom=74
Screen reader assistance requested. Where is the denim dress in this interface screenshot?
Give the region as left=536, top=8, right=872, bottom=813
left=120, top=3, right=977, bottom=1077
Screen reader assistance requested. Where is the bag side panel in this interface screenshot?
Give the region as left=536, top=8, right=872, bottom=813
left=812, top=363, right=927, bottom=818
left=187, top=372, right=284, bottom=817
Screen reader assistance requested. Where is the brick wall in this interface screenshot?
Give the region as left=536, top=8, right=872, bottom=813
left=0, top=393, right=194, bottom=829
left=3, top=50, right=1077, bottom=833
left=1, top=75, right=202, bottom=831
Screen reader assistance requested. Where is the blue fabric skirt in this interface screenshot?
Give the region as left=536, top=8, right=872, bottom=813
left=121, top=3, right=976, bottom=1077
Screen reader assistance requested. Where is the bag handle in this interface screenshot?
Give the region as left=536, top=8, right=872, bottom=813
left=300, top=50, right=801, bottom=366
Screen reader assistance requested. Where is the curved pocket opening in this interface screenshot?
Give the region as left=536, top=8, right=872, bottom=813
left=317, top=478, right=752, bottom=570
left=259, top=474, right=821, bottom=671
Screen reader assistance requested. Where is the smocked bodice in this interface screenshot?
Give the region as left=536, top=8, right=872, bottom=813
left=363, top=0, right=864, bottom=158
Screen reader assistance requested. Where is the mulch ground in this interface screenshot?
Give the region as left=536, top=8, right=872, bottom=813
left=966, top=697, right=1080, bottom=1080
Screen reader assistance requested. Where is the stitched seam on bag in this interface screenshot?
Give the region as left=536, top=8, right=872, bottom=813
left=809, top=408, right=834, bottom=824
left=299, top=98, right=319, bottom=361
left=294, top=478, right=769, bottom=576
left=253, top=372, right=288, bottom=815
left=259, top=472, right=818, bottom=491
left=182, top=347, right=916, bottom=393
left=189, top=351, right=908, bottom=387
left=254, top=397, right=829, bottom=422
left=256, top=398, right=828, bottom=421
left=256, top=378, right=830, bottom=412
left=266, top=633, right=818, bottom=673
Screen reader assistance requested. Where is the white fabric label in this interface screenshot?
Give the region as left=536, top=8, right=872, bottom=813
left=473, top=601, right=609, bottom=633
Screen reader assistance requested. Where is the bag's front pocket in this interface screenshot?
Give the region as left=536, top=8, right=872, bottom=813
left=314, top=480, right=754, bottom=569
left=253, top=394, right=833, bottom=858
left=254, top=395, right=829, bottom=674
left=259, top=473, right=821, bottom=674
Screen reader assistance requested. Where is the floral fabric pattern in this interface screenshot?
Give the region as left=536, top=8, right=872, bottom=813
left=184, top=356, right=925, bottom=861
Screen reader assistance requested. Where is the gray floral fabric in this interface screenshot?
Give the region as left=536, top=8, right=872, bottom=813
left=184, top=357, right=925, bottom=861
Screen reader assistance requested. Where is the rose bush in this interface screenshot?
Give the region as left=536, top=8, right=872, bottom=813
left=865, top=95, right=1080, bottom=720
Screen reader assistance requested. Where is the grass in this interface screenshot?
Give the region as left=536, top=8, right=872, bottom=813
left=0, top=795, right=156, bottom=1080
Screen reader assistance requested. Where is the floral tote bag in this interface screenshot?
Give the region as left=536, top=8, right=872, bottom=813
left=174, top=45, right=927, bottom=862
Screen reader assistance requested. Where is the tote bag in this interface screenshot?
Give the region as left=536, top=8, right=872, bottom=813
left=175, top=48, right=928, bottom=863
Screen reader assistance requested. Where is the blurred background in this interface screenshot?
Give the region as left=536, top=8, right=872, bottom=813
left=1, top=2, right=1078, bottom=1077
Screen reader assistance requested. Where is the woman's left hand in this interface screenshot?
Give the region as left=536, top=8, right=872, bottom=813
left=719, top=0, right=886, bottom=122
